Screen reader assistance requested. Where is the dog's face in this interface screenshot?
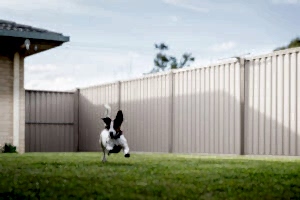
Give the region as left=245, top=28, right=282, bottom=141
left=102, top=110, right=123, bottom=136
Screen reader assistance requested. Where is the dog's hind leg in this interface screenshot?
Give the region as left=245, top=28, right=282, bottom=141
left=101, top=143, right=107, bottom=163
left=102, top=150, right=107, bottom=162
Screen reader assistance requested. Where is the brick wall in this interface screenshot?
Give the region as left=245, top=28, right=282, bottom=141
left=0, top=55, right=13, bottom=149
left=0, top=54, right=25, bottom=153
left=19, top=56, right=25, bottom=153
left=18, top=56, right=25, bottom=153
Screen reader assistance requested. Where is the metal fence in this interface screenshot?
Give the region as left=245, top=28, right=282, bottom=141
left=25, top=47, right=300, bottom=156
left=244, top=48, right=300, bottom=156
left=78, top=83, right=120, bottom=151
left=25, top=90, right=78, bottom=152
left=172, top=62, right=241, bottom=154
left=120, top=74, right=172, bottom=153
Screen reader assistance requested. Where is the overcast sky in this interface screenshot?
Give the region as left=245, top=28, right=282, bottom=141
left=1, top=0, right=300, bottom=91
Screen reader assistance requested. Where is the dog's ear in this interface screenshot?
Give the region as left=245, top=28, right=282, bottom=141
left=114, top=110, right=123, bottom=128
left=101, top=117, right=111, bottom=129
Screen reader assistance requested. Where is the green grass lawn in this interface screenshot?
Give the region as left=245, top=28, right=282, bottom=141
left=0, top=152, right=300, bottom=200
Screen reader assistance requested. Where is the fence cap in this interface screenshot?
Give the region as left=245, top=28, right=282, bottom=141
left=247, top=46, right=300, bottom=61
left=25, top=89, right=75, bottom=94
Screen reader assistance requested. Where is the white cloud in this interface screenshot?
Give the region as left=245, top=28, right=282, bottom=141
left=127, top=51, right=141, bottom=59
left=270, top=0, right=300, bottom=4
left=26, top=64, right=57, bottom=73
left=25, top=77, right=75, bottom=91
left=244, top=47, right=274, bottom=57
left=210, top=41, right=236, bottom=52
left=169, top=15, right=179, bottom=23
left=163, top=0, right=210, bottom=12
left=189, top=58, right=211, bottom=68
left=162, top=0, right=248, bottom=13
left=24, top=50, right=153, bottom=91
left=0, top=0, right=115, bottom=17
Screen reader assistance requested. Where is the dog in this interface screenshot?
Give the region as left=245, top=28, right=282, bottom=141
left=99, top=104, right=130, bottom=162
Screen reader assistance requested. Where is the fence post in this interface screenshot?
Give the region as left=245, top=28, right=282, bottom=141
left=169, top=70, right=174, bottom=153
left=239, top=58, right=246, bottom=155
left=74, top=88, right=80, bottom=152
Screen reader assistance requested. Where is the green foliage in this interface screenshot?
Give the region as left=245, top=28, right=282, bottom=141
left=1, top=153, right=300, bottom=199
left=149, top=43, right=195, bottom=74
left=1, top=143, right=17, bottom=153
left=274, top=37, right=300, bottom=51
left=287, top=37, right=300, bottom=48
left=274, top=46, right=287, bottom=51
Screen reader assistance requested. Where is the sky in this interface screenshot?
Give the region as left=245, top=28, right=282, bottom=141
left=1, top=0, right=300, bottom=91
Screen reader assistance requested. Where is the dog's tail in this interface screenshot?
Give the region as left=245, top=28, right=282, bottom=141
left=104, top=104, right=111, bottom=118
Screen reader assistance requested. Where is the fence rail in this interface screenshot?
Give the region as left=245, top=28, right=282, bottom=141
left=25, top=47, right=300, bottom=156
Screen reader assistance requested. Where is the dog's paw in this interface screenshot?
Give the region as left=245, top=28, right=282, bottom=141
left=124, top=153, right=130, bottom=158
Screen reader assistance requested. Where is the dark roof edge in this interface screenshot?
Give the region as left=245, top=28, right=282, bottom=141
left=0, top=29, right=69, bottom=42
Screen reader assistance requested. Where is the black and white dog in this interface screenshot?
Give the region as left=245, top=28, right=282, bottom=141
left=99, top=104, right=130, bottom=162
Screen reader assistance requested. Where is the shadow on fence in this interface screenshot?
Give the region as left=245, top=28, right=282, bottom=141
left=78, top=89, right=299, bottom=156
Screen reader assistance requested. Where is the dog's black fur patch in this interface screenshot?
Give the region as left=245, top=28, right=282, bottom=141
left=109, top=145, right=122, bottom=154
left=114, top=110, right=123, bottom=129
left=102, top=117, right=111, bottom=129
left=110, top=131, right=122, bottom=139
left=124, top=153, right=130, bottom=158
left=102, top=110, right=123, bottom=131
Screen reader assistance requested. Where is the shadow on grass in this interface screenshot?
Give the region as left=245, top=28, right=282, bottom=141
left=29, top=160, right=135, bottom=168
left=0, top=192, right=30, bottom=200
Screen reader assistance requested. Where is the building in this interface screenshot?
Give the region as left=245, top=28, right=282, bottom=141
left=0, top=20, right=69, bottom=153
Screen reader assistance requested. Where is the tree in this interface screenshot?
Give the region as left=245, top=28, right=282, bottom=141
left=153, top=43, right=170, bottom=72
left=146, top=43, right=195, bottom=74
left=287, top=37, right=300, bottom=48
left=274, top=37, right=300, bottom=51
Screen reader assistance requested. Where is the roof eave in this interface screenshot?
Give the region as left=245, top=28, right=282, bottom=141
left=0, top=29, right=69, bottom=42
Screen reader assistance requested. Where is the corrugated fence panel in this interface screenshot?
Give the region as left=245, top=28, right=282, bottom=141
left=25, top=90, right=75, bottom=152
left=245, top=48, right=300, bottom=156
left=24, top=47, right=300, bottom=155
left=78, top=83, right=119, bottom=151
left=172, top=62, right=241, bottom=154
left=290, top=52, right=297, bottom=156
left=120, top=74, right=171, bottom=153
left=298, top=52, right=300, bottom=156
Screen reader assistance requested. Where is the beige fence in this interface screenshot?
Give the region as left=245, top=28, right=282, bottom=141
left=245, top=48, right=300, bottom=156
left=25, top=90, right=78, bottom=152
left=78, top=83, right=120, bottom=151
left=115, top=62, right=242, bottom=154
left=120, top=74, right=172, bottom=153
left=25, top=47, right=300, bottom=156
left=172, top=62, right=241, bottom=154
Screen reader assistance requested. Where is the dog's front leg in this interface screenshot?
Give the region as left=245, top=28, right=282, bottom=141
left=117, top=135, right=130, bottom=157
